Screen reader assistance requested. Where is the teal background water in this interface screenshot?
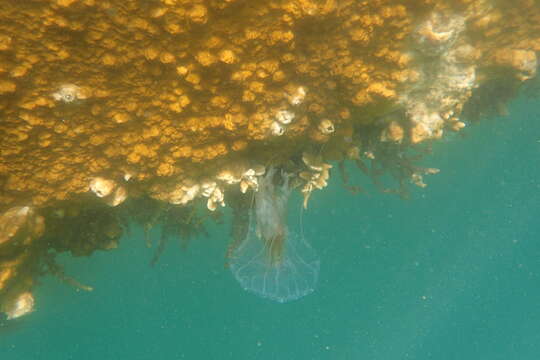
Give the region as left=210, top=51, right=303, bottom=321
left=2, top=96, right=540, bottom=359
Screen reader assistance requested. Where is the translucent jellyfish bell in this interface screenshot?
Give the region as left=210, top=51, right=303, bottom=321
left=229, top=167, right=320, bottom=303
left=229, top=224, right=320, bottom=303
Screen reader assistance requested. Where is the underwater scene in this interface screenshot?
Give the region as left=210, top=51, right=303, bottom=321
left=2, top=97, right=540, bottom=359
left=1, top=0, right=540, bottom=359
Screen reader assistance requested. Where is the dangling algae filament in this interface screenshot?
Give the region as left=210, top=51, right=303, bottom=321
left=228, top=168, right=320, bottom=303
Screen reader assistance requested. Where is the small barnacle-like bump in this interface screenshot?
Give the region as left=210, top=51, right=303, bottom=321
left=450, top=121, right=466, bottom=131
left=165, top=188, right=184, bottom=205
left=239, top=180, right=250, bottom=194
left=159, top=52, right=175, bottom=64
left=299, top=156, right=333, bottom=209
left=313, top=170, right=330, bottom=189
left=207, top=187, right=225, bottom=211
left=89, top=177, right=116, bottom=198
left=165, top=181, right=200, bottom=205
left=144, top=47, right=159, bottom=60
left=176, top=66, right=188, bottom=76
left=106, top=186, right=128, bottom=207
left=181, top=183, right=200, bottom=203
left=318, top=119, right=335, bottom=134
left=201, top=180, right=217, bottom=197
left=302, top=152, right=324, bottom=172
left=238, top=165, right=265, bottom=193
left=243, top=168, right=256, bottom=177
left=270, top=121, right=285, bottom=136
left=416, top=13, right=462, bottom=45
left=275, top=110, right=295, bottom=125
left=187, top=4, right=208, bottom=24
left=441, top=110, right=454, bottom=120
left=219, top=49, right=237, bottom=64
left=0, top=206, right=31, bottom=246
left=216, top=170, right=240, bottom=184
left=289, top=86, right=306, bottom=105
left=186, top=72, right=201, bottom=85
left=5, top=291, right=34, bottom=320
left=411, top=173, right=427, bottom=188
left=112, top=112, right=131, bottom=124
left=52, top=84, right=85, bottom=103
left=196, top=51, right=216, bottom=66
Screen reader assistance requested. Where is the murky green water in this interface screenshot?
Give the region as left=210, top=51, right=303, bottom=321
left=2, top=95, right=540, bottom=359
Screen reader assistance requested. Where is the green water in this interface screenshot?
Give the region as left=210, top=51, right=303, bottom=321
left=2, top=96, right=540, bottom=359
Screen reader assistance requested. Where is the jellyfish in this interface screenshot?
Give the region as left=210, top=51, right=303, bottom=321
left=229, top=167, right=320, bottom=303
